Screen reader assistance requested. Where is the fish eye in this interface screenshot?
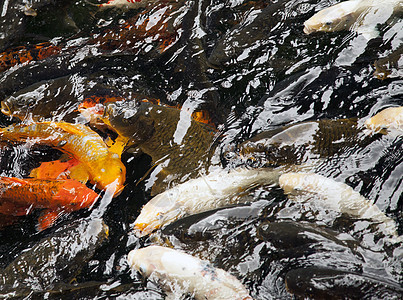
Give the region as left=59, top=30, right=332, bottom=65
left=325, top=21, right=333, bottom=26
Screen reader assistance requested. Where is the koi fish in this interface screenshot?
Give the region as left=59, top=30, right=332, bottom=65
left=279, top=172, right=399, bottom=238
left=0, top=176, right=99, bottom=230
left=89, top=0, right=153, bottom=9
left=303, top=0, right=403, bottom=39
left=84, top=99, right=217, bottom=195
left=0, top=42, right=60, bottom=73
left=365, top=106, right=403, bottom=133
left=133, top=167, right=281, bottom=237
left=0, top=122, right=126, bottom=195
left=127, top=245, right=253, bottom=300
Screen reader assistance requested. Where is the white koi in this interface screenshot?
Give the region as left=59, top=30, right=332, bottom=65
left=365, top=106, right=403, bottom=133
left=304, top=0, right=403, bottom=39
left=279, top=172, right=399, bottom=238
left=127, top=245, right=253, bottom=300
left=133, top=167, right=280, bottom=236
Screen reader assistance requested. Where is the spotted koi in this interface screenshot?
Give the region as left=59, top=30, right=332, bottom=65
left=0, top=42, right=61, bottom=72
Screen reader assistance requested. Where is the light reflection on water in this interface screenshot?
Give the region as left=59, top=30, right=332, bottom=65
left=0, top=0, right=401, bottom=298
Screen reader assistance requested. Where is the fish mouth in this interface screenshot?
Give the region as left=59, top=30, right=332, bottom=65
left=1, top=100, right=12, bottom=116
left=303, top=25, right=315, bottom=35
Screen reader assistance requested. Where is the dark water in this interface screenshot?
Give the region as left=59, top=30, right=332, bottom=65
left=0, top=0, right=402, bottom=299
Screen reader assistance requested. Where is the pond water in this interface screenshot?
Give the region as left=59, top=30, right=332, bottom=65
left=0, top=0, right=401, bottom=299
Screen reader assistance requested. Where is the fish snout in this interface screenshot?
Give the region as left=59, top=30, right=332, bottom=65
left=133, top=222, right=155, bottom=237
left=303, top=23, right=315, bottom=35
left=1, top=100, right=12, bottom=116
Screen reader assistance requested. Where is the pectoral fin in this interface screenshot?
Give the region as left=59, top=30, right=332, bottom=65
left=37, top=209, right=64, bottom=231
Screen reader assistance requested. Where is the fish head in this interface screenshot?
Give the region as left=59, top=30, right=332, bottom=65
left=103, top=100, right=156, bottom=141
left=365, top=106, right=403, bottom=133
left=92, top=155, right=127, bottom=196
left=303, top=1, right=359, bottom=34
left=127, top=246, right=166, bottom=277
left=1, top=96, right=34, bottom=120
left=133, top=193, right=182, bottom=237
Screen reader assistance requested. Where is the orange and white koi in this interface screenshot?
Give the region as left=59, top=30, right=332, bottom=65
left=128, top=245, right=253, bottom=300
left=0, top=176, right=99, bottom=230
left=0, top=122, right=126, bottom=195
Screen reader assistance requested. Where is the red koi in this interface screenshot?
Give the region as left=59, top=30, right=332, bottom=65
left=0, top=177, right=99, bottom=230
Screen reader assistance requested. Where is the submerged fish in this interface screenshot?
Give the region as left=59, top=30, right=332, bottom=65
left=127, top=245, right=253, bottom=300
left=0, top=176, right=99, bottom=230
left=0, top=218, right=108, bottom=297
left=285, top=266, right=403, bottom=299
left=279, top=172, right=399, bottom=238
left=0, top=42, right=60, bottom=73
left=91, top=99, right=217, bottom=195
left=0, top=122, right=126, bottom=195
left=303, top=0, right=403, bottom=39
left=365, top=106, right=403, bottom=133
left=133, top=167, right=280, bottom=236
left=91, top=0, right=154, bottom=9
left=0, top=75, right=126, bottom=123
left=236, top=118, right=370, bottom=167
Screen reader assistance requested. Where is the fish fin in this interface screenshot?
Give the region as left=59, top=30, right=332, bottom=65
left=68, top=163, right=91, bottom=184
left=107, top=136, right=131, bottom=156
left=53, top=122, right=86, bottom=136
left=30, top=158, right=80, bottom=180
left=37, top=209, right=64, bottom=231
left=1, top=177, right=27, bottom=185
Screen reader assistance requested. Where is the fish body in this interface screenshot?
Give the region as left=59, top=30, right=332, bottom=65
left=374, top=45, right=403, bottom=79
left=279, top=172, right=399, bottom=238
left=285, top=266, right=403, bottom=299
left=0, top=122, right=126, bottom=194
left=95, top=0, right=152, bottom=9
left=365, top=106, right=403, bottom=133
left=303, top=0, right=403, bottom=38
left=98, top=100, right=217, bottom=194
left=134, top=167, right=280, bottom=236
left=0, top=75, right=125, bottom=122
left=0, top=42, right=60, bottom=73
left=237, top=118, right=367, bottom=167
left=0, top=176, right=99, bottom=230
left=127, top=245, right=253, bottom=300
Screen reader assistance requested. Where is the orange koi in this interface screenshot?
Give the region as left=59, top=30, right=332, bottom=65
left=0, top=122, right=126, bottom=195
left=0, top=42, right=61, bottom=72
left=0, top=176, right=99, bottom=230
